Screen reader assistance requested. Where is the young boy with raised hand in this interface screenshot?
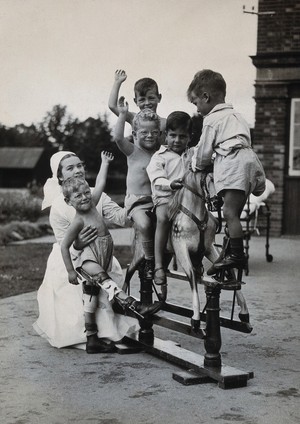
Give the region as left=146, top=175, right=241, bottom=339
left=61, top=152, right=160, bottom=353
left=146, top=111, right=194, bottom=286
left=188, top=69, right=266, bottom=271
left=113, top=96, right=161, bottom=279
left=109, top=69, right=166, bottom=141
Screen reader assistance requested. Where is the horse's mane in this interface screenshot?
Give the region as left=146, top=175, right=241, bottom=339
left=168, top=187, right=184, bottom=221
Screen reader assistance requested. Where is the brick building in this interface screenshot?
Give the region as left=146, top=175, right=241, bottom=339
left=251, top=0, right=300, bottom=235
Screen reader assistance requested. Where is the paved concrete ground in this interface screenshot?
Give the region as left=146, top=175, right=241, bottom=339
left=1, top=233, right=300, bottom=424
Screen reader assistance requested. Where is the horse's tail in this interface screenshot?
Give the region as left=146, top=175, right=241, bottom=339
left=168, top=188, right=184, bottom=221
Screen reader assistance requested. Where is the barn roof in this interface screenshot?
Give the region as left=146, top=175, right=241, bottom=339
left=0, top=147, right=45, bottom=169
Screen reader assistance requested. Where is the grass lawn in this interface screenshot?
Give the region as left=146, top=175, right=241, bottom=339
left=0, top=243, right=132, bottom=299
left=0, top=244, right=52, bottom=298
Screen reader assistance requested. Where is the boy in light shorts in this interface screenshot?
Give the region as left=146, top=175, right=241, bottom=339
left=188, top=69, right=266, bottom=271
left=113, top=96, right=161, bottom=279
left=61, top=152, right=161, bottom=353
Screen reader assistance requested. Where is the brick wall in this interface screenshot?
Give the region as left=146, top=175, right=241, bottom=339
left=257, top=0, right=300, bottom=53
left=251, top=0, right=300, bottom=236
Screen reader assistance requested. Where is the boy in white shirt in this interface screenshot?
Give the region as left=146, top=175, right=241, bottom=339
left=147, top=111, right=194, bottom=285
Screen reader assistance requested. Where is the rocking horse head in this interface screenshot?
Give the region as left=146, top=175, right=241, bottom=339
left=168, top=170, right=206, bottom=221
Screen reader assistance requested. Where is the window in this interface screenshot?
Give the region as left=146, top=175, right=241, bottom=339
left=289, top=99, right=300, bottom=176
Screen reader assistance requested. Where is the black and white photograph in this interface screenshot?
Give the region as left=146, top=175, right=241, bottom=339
left=0, top=0, right=299, bottom=423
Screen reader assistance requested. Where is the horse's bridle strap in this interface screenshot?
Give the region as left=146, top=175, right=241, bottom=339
left=179, top=204, right=208, bottom=231
left=181, top=181, right=205, bottom=200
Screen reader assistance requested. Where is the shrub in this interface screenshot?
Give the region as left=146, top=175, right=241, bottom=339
left=0, top=221, right=53, bottom=245
left=0, top=189, right=42, bottom=223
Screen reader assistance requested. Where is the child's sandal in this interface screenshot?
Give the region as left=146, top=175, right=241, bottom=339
left=154, top=267, right=166, bottom=286
left=238, top=313, right=250, bottom=323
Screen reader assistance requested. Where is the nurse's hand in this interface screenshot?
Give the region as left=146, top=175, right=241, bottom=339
left=68, top=271, right=79, bottom=285
left=74, top=225, right=98, bottom=250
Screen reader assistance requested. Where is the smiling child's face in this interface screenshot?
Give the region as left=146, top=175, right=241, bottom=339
left=134, top=120, right=160, bottom=152
left=68, top=183, right=92, bottom=212
left=134, top=88, right=162, bottom=113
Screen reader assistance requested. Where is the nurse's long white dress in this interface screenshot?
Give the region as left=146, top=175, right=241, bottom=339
left=33, top=192, right=139, bottom=349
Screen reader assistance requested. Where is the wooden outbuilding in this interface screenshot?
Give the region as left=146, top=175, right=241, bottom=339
left=0, top=147, right=51, bottom=188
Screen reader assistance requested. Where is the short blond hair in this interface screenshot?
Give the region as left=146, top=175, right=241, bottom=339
left=132, top=108, right=160, bottom=132
left=62, top=177, right=89, bottom=200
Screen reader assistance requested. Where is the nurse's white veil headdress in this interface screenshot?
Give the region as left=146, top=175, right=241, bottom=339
left=42, top=151, right=75, bottom=210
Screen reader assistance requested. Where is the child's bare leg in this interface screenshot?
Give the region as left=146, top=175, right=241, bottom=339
left=82, top=261, right=122, bottom=301
left=154, top=204, right=171, bottom=285
left=223, top=190, right=247, bottom=238
left=214, top=190, right=247, bottom=270
left=82, top=261, right=160, bottom=321
left=80, top=261, right=116, bottom=353
left=131, top=209, right=154, bottom=278
left=132, top=209, right=154, bottom=258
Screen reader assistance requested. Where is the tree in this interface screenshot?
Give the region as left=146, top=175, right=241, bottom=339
left=39, top=104, right=77, bottom=149
left=39, top=107, right=127, bottom=191
left=0, top=105, right=127, bottom=194
left=65, top=115, right=127, bottom=185
left=0, top=122, right=49, bottom=148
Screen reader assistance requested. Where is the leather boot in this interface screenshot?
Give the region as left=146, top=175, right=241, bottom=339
left=207, top=255, right=223, bottom=275
left=86, top=334, right=117, bottom=354
left=213, top=253, right=247, bottom=270
left=133, top=299, right=162, bottom=317
left=115, top=295, right=161, bottom=319
left=214, top=237, right=246, bottom=270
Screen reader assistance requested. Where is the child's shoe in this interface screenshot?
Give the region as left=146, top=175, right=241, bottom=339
left=213, top=252, right=247, bottom=270
left=213, top=237, right=246, bottom=270
left=115, top=295, right=162, bottom=319
left=131, top=298, right=162, bottom=317
left=207, top=255, right=223, bottom=275
left=86, top=334, right=117, bottom=354
left=207, top=264, right=218, bottom=275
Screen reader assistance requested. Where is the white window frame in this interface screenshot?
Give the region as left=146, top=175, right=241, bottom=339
left=289, top=98, right=300, bottom=176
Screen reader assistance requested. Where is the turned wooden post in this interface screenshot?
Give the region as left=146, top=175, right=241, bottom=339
left=138, top=263, right=154, bottom=345
left=204, top=283, right=222, bottom=368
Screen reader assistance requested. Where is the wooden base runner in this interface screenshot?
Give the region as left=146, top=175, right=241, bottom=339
left=124, top=262, right=254, bottom=389
left=124, top=336, right=253, bottom=389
